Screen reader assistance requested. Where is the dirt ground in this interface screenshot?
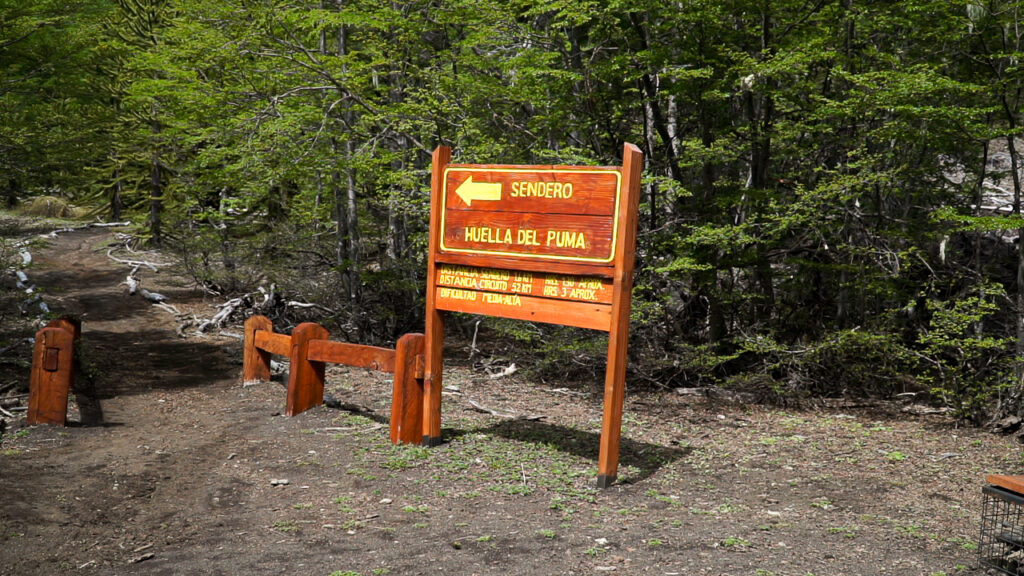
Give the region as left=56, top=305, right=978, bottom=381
left=0, top=224, right=1019, bottom=575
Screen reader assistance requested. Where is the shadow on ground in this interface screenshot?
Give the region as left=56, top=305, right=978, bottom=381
left=322, top=402, right=689, bottom=484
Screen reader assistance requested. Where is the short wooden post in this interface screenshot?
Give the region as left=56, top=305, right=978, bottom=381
left=46, top=317, right=81, bottom=340
left=45, top=317, right=81, bottom=390
left=391, top=333, right=425, bottom=444
left=286, top=322, right=328, bottom=416
left=243, top=315, right=274, bottom=383
left=27, top=326, right=75, bottom=426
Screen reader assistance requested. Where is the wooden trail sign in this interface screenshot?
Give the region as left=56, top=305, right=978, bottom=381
left=423, top=143, right=642, bottom=488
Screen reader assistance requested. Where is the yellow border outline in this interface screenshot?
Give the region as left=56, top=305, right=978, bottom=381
left=439, top=166, right=622, bottom=264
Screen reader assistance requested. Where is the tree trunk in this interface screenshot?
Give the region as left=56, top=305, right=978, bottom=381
left=148, top=135, right=162, bottom=246
left=1010, top=134, right=1024, bottom=397
left=111, top=166, right=123, bottom=222
left=345, top=140, right=359, bottom=304
left=219, top=186, right=235, bottom=273
left=339, top=6, right=360, bottom=308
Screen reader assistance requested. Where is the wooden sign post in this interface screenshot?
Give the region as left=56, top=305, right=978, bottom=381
left=423, top=143, right=642, bottom=487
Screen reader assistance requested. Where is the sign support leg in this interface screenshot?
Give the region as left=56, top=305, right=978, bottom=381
left=597, top=327, right=628, bottom=488
left=423, top=145, right=451, bottom=446
left=422, top=312, right=444, bottom=446
left=596, top=143, right=643, bottom=488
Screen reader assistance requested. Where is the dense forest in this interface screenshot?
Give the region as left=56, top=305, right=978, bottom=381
left=5, top=0, right=1024, bottom=421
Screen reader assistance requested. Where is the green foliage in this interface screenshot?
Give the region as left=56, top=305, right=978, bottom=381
left=915, top=283, right=1015, bottom=423
left=6, top=0, right=1024, bottom=421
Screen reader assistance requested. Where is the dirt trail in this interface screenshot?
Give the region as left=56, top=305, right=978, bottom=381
left=0, top=226, right=1017, bottom=576
left=0, top=228, right=261, bottom=574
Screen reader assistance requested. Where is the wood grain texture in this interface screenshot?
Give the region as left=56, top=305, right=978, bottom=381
left=27, top=326, right=75, bottom=426
left=306, top=339, right=396, bottom=373
left=423, top=145, right=451, bottom=445
left=391, top=333, right=425, bottom=445
left=433, top=250, right=615, bottom=278
left=436, top=265, right=614, bottom=305
left=441, top=211, right=614, bottom=262
left=597, top=143, right=644, bottom=486
left=286, top=323, right=328, bottom=417
left=443, top=167, right=619, bottom=216
left=434, top=286, right=612, bottom=331
left=243, top=315, right=274, bottom=382
left=254, top=329, right=291, bottom=357
left=46, top=317, right=80, bottom=390
left=46, top=317, right=81, bottom=340
left=988, top=474, right=1024, bottom=495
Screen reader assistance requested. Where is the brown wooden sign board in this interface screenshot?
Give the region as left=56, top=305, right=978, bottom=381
left=423, top=143, right=643, bottom=488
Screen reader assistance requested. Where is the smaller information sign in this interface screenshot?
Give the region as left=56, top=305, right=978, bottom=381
left=435, top=265, right=613, bottom=304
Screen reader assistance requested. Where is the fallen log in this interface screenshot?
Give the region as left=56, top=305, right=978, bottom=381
left=39, top=221, right=131, bottom=239
left=197, top=297, right=241, bottom=333
left=139, top=288, right=166, bottom=303
left=286, top=300, right=335, bottom=314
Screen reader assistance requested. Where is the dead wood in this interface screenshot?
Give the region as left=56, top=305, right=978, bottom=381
left=106, top=248, right=164, bottom=272
left=466, top=398, right=544, bottom=421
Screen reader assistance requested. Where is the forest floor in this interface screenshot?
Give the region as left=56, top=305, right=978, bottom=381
left=0, top=221, right=1019, bottom=576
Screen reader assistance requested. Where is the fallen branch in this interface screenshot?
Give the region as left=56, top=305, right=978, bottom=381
left=197, top=297, right=241, bottom=333
left=321, top=423, right=387, bottom=435
left=174, top=318, right=193, bottom=338
left=901, top=404, right=953, bottom=416
left=541, top=387, right=588, bottom=397
left=466, top=399, right=544, bottom=421
left=106, top=248, right=165, bottom=272
left=285, top=300, right=335, bottom=314
left=39, top=221, right=131, bottom=239
left=256, top=284, right=277, bottom=311
left=153, top=302, right=182, bottom=316
left=91, top=221, right=132, bottom=228
left=489, top=363, right=517, bottom=379
left=138, top=288, right=166, bottom=303
left=124, top=264, right=140, bottom=295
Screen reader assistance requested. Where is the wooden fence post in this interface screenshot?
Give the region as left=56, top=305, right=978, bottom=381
left=286, top=322, right=328, bottom=416
left=391, top=333, right=425, bottom=444
left=27, top=326, right=75, bottom=426
left=243, top=315, right=273, bottom=383
left=45, top=317, right=81, bottom=390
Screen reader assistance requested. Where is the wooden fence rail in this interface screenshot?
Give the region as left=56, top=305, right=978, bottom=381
left=242, top=315, right=425, bottom=444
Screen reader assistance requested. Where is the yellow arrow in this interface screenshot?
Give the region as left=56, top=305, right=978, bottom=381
left=455, top=176, right=502, bottom=206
